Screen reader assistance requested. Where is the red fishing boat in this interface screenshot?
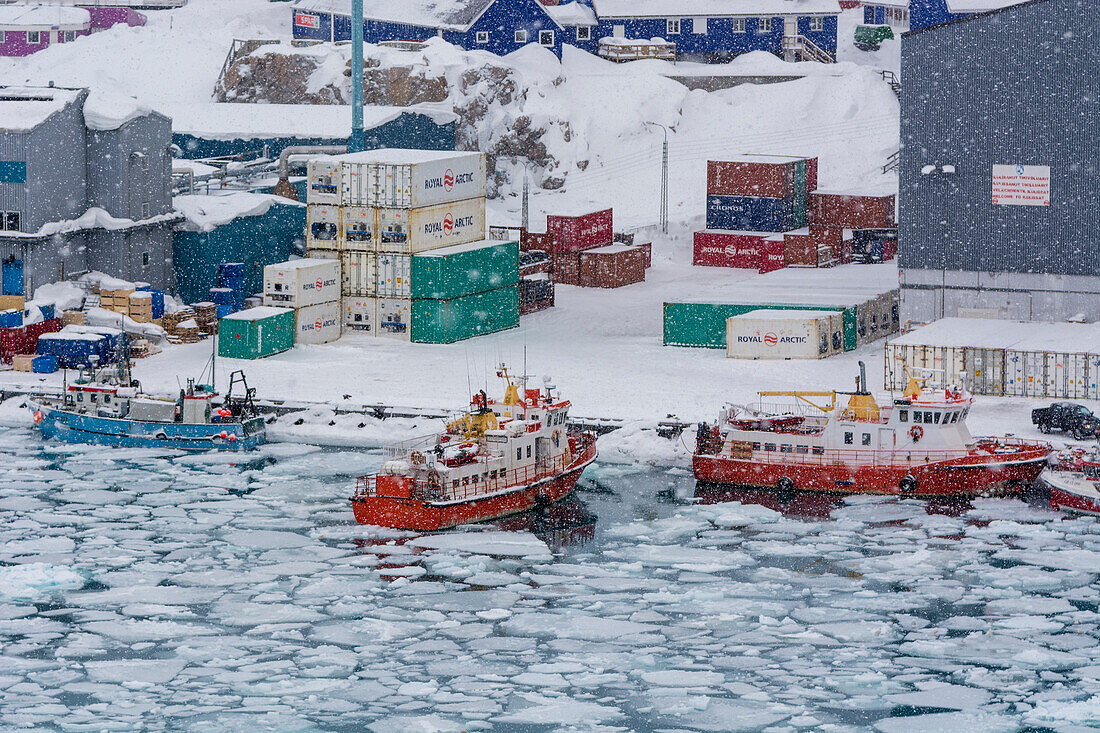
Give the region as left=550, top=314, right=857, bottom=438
left=351, top=367, right=597, bottom=530
left=1043, top=447, right=1100, bottom=515
left=693, top=362, right=1052, bottom=498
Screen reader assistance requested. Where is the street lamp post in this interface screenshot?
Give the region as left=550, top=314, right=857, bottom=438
left=644, top=122, right=669, bottom=234
left=350, top=0, right=365, bottom=152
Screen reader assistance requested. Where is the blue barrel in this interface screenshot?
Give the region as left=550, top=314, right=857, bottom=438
left=134, top=282, right=153, bottom=292
left=210, top=287, right=235, bottom=305
left=0, top=309, right=22, bottom=329
left=215, top=303, right=233, bottom=318
left=149, top=291, right=165, bottom=320
left=32, top=354, right=58, bottom=374
left=706, top=195, right=797, bottom=233
left=218, top=262, right=247, bottom=279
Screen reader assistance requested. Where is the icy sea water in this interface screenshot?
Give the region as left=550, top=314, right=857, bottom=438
left=2, top=427, right=1100, bottom=732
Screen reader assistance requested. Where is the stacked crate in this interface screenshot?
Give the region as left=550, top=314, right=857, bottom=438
left=695, top=155, right=818, bottom=272
left=305, top=149, right=517, bottom=344
left=99, top=287, right=135, bottom=316
left=262, top=259, right=341, bottom=345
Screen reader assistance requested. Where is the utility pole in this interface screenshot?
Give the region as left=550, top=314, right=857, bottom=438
left=350, top=0, right=365, bottom=152
left=521, top=170, right=530, bottom=231
left=644, top=122, right=669, bottom=234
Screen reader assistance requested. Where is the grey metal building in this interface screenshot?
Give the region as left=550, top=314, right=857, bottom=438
left=0, top=86, right=179, bottom=297
left=898, top=0, right=1098, bottom=323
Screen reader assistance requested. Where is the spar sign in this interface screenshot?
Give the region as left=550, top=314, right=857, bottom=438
left=992, top=164, right=1050, bottom=206
left=295, top=12, right=320, bottom=29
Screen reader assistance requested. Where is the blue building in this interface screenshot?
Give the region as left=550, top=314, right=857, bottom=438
left=291, top=0, right=597, bottom=58
left=862, top=0, right=1030, bottom=31
left=291, top=0, right=839, bottom=62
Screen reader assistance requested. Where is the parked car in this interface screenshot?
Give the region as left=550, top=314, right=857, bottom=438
left=1031, top=402, right=1100, bottom=440
left=854, top=25, right=894, bottom=52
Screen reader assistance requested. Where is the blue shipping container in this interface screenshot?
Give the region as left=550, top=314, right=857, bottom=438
left=32, top=354, right=58, bottom=373
left=0, top=309, right=21, bottom=329
left=706, top=194, right=798, bottom=233
left=218, top=262, right=247, bottom=279
left=37, top=335, right=104, bottom=369
left=219, top=275, right=247, bottom=293
left=215, top=303, right=233, bottom=319
left=39, top=304, right=55, bottom=321
left=210, top=288, right=236, bottom=306
left=150, top=291, right=165, bottom=320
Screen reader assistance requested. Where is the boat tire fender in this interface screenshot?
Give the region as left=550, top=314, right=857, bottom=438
left=909, top=425, right=924, bottom=442
left=155, top=432, right=167, bottom=441
left=900, top=474, right=918, bottom=493
left=776, top=477, right=795, bottom=505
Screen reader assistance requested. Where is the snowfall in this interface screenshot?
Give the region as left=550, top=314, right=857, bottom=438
left=3, top=1, right=1099, bottom=731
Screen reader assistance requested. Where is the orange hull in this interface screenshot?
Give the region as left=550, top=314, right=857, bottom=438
left=352, top=443, right=597, bottom=531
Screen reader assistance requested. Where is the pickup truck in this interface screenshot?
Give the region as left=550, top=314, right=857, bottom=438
left=1031, top=402, right=1100, bottom=440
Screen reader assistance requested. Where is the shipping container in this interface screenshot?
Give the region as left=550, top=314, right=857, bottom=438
left=376, top=197, right=486, bottom=254
left=411, top=239, right=519, bottom=300
left=337, top=149, right=486, bottom=208
left=376, top=297, right=412, bottom=340
left=307, top=204, right=341, bottom=251
left=545, top=208, right=613, bottom=252
left=726, top=310, right=842, bottom=360
left=294, top=301, right=342, bottom=345
left=692, top=230, right=771, bottom=269
left=307, top=158, right=343, bottom=205
left=263, top=259, right=340, bottom=309
left=0, top=309, right=21, bottom=329
left=811, top=192, right=896, bottom=229
left=707, top=156, right=800, bottom=199
left=411, top=286, right=519, bottom=344
left=341, top=250, right=376, bottom=297
left=218, top=306, right=295, bottom=360
left=343, top=296, right=376, bottom=332
left=376, top=253, right=411, bottom=298
left=664, top=301, right=858, bottom=351
left=757, top=238, right=786, bottom=274
left=36, top=333, right=106, bottom=369
left=551, top=251, right=580, bottom=285
left=577, top=244, right=646, bottom=288
left=519, top=276, right=554, bottom=315
left=1, top=326, right=29, bottom=363
left=706, top=194, right=802, bottom=233
left=520, top=230, right=555, bottom=253
left=32, top=354, right=59, bottom=374
left=341, top=206, right=375, bottom=249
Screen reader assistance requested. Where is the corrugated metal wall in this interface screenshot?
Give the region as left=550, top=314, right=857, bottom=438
left=24, top=90, right=88, bottom=232
left=899, top=0, right=1097, bottom=277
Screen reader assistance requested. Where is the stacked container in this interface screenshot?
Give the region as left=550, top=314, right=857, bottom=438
left=695, top=155, right=818, bottom=272
left=262, top=259, right=341, bottom=346
left=543, top=208, right=614, bottom=286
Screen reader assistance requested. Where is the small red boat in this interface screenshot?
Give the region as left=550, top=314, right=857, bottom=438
left=693, top=362, right=1052, bottom=498
left=351, top=367, right=597, bottom=530
left=1043, top=447, right=1100, bottom=515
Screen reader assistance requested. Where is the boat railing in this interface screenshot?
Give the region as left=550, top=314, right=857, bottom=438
left=381, top=433, right=440, bottom=462
left=726, top=436, right=1049, bottom=469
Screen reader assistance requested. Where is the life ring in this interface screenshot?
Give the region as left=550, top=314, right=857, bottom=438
left=410, top=451, right=425, bottom=465
left=32, top=410, right=43, bottom=425
left=909, top=425, right=924, bottom=441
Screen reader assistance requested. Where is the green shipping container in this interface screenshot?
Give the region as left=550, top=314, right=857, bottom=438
left=792, top=160, right=808, bottom=228
left=410, top=239, right=519, bottom=300
left=218, top=306, right=295, bottom=359
left=411, top=286, right=519, bottom=344
left=664, top=301, right=858, bottom=351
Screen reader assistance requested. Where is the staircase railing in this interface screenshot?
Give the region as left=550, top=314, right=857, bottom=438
left=880, top=69, right=901, bottom=96
left=217, top=39, right=280, bottom=91
left=781, top=35, right=835, bottom=64
left=883, top=149, right=900, bottom=174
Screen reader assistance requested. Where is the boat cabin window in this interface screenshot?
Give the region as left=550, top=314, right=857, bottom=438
left=764, top=443, right=776, bottom=452
left=898, top=410, right=908, bottom=423
left=103, top=394, right=111, bottom=404
left=862, top=433, right=871, bottom=446
left=472, top=476, right=478, bottom=485
left=76, top=393, right=83, bottom=403
left=453, top=480, right=460, bottom=489
left=934, top=412, right=942, bottom=424
left=463, top=477, right=469, bottom=485
left=780, top=444, right=793, bottom=453
left=812, top=446, right=825, bottom=455
left=516, top=448, right=522, bottom=461
left=796, top=446, right=809, bottom=454
left=844, top=432, right=853, bottom=445
left=752, top=442, right=761, bottom=450
left=526, top=445, right=532, bottom=458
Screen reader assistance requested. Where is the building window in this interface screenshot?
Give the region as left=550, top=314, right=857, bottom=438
left=862, top=433, right=871, bottom=446
left=65, top=31, right=75, bottom=42
left=0, top=31, right=5, bottom=44
left=28, top=31, right=41, bottom=44
left=3, top=212, right=19, bottom=231
left=731, top=18, right=746, bottom=33
left=844, top=431, right=853, bottom=445
left=758, top=17, right=772, bottom=33
left=667, top=19, right=680, bottom=35
left=692, top=18, right=707, bottom=34
left=514, top=29, right=527, bottom=44
left=141, top=252, right=150, bottom=267
left=539, top=30, right=554, bottom=46
left=141, top=202, right=150, bottom=219
left=808, top=17, right=824, bottom=32
left=576, top=26, right=590, bottom=41
left=476, top=31, right=488, bottom=43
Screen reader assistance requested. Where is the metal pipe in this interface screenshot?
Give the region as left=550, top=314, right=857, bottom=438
left=273, top=145, right=347, bottom=200
left=351, top=0, right=365, bottom=152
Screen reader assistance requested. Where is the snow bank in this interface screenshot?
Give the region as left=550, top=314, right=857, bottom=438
left=32, top=280, right=86, bottom=313
left=174, top=192, right=301, bottom=232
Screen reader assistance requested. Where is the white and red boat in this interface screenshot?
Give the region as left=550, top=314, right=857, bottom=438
left=351, top=367, right=597, bottom=530
left=693, top=362, right=1052, bottom=498
left=1043, top=447, right=1100, bottom=515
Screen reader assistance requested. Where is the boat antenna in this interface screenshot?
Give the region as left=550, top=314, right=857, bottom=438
left=211, top=326, right=216, bottom=393
left=857, top=361, right=870, bottom=395
left=465, top=349, right=472, bottom=398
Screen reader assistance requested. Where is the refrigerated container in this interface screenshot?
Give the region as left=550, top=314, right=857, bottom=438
left=343, top=296, right=376, bottom=332
left=411, top=239, right=519, bottom=300
left=294, top=301, right=341, bottom=345
left=376, top=197, right=486, bottom=254
left=376, top=297, right=411, bottom=340
left=218, top=306, right=295, bottom=360
left=307, top=204, right=340, bottom=251
left=726, top=309, right=841, bottom=360
left=263, top=259, right=340, bottom=308
left=341, top=251, right=376, bottom=297
left=306, top=159, right=342, bottom=205
left=337, top=149, right=486, bottom=208
left=664, top=301, right=856, bottom=350
left=341, top=206, right=375, bottom=249
left=376, top=253, right=411, bottom=298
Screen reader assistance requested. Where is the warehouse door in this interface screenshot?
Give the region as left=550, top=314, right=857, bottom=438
left=784, top=18, right=797, bottom=37
left=2, top=257, right=22, bottom=296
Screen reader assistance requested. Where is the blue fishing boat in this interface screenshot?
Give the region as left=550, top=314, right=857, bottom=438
left=29, top=336, right=266, bottom=451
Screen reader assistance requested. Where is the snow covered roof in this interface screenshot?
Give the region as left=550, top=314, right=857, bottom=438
left=731, top=309, right=841, bottom=320
left=544, top=2, right=597, bottom=26
left=222, top=306, right=292, bottom=322
left=173, top=193, right=303, bottom=233
left=947, top=0, right=1030, bottom=11
left=0, top=4, right=90, bottom=28
left=0, top=86, right=83, bottom=133
left=592, top=0, right=841, bottom=18
left=2, top=207, right=182, bottom=239
left=889, top=318, right=1100, bottom=352
left=292, top=0, right=499, bottom=32
left=158, top=102, right=456, bottom=140
left=83, top=88, right=156, bottom=132
left=416, top=238, right=507, bottom=256
left=332, top=148, right=481, bottom=165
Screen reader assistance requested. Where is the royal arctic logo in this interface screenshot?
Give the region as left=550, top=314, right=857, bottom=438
left=444, top=169, right=454, bottom=191
left=764, top=332, right=778, bottom=346
left=425, top=170, right=474, bottom=190
left=425, top=214, right=472, bottom=235
left=443, top=213, right=455, bottom=234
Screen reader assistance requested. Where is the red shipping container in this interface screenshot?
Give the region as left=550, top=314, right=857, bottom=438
left=0, top=326, right=31, bottom=363
left=578, top=245, right=646, bottom=288
left=783, top=231, right=816, bottom=266
left=805, top=157, right=818, bottom=193
left=757, top=238, right=786, bottom=274
left=25, top=318, right=61, bottom=341
left=546, top=209, right=613, bottom=253
left=883, top=238, right=897, bottom=260
left=636, top=241, right=652, bottom=268
left=693, top=230, right=769, bottom=269
left=520, top=230, right=555, bottom=253
left=551, top=251, right=580, bottom=285
left=811, top=193, right=896, bottom=229
left=707, top=158, right=795, bottom=199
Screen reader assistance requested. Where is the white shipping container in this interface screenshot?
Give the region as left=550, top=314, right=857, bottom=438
left=341, top=251, right=376, bottom=297
left=337, top=149, right=486, bottom=208
left=376, top=197, right=486, bottom=254
left=263, top=259, right=341, bottom=309
left=307, top=159, right=342, bottom=205
left=726, top=310, right=839, bottom=360
left=343, top=296, right=376, bottom=332
left=294, top=301, right=342, bottom=345
left=376, top=297, right=411, bottom=341
left=307, top=250, right=338, bottom=261
left=375, top=253, right=411, bottom=298
left=341, top=206, right=374, bottom=250
left=307, top=204, right=341, bottom=251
